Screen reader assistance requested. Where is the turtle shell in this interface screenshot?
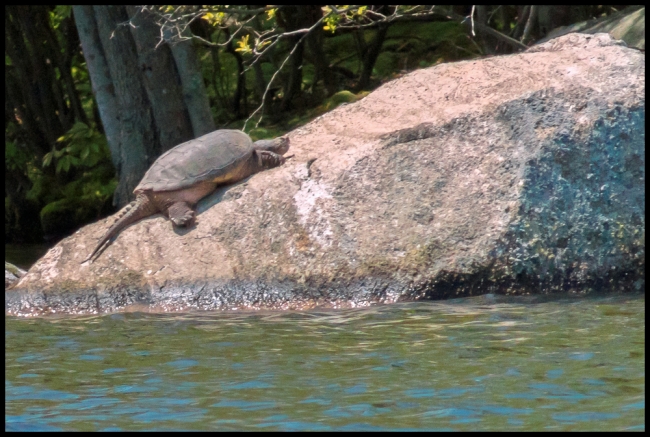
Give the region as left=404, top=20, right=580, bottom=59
left=135, top=129, right=254, bottom=193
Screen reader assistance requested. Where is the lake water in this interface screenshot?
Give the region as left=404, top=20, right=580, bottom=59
left=5, top=292, right=645, bottom=431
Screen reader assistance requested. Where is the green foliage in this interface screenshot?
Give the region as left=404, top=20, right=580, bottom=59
left=5, top=141, right=33, bottom=172
left=39, top=195, right=103, bottom=236
left=248, top=127, right=288, bottom=142
left=43, top=122, right=111, bottom=174
left=37, top=162, right=117, bottom=237
left=322, top=90, right=363, bottom=111
left=50, top=6, right=72, bottom=29
left=322, top=5, right=369, bottom=33
left=12, top=121, right=117, bottom=242
left=24, top=170, right=54, bottom=204
left=322, top=6, right=341, bottom=33
left=201, top=11, right=226, bottom=26
left=374, top=21, right=473, bottom=79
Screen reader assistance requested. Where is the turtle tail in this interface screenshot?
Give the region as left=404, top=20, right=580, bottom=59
left=83, top=194, right=158, bottom=263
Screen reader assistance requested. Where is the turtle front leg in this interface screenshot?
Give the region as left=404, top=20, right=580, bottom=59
left=167, top=201, right=195, bottom=227
left=256, top=150, right=286, bottom=169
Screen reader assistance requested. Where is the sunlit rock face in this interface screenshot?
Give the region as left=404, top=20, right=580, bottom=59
left=7, top=33, right=644, bottom=316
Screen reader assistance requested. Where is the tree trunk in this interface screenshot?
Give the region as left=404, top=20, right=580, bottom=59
left=305, top=8, right=336, bottom=97
left=356, top=24, right=389, bottom=91
left=511, top=6, right=530, bottom=40
left=252, top=61, right=268, bottom=112
left=92, top=5, right=156, bottom=207
left=224, top=28, right=247, bottom=119
left=73, top=6, right=123, bottom=191
left=58, top=15, right=89, bottom=126
left=277, top=6, right=313, bottom=112
left=4, top=68, right=47, bottom=153
left=126, top=6, right=194, bottom=154
left=163, top=25, right=216, bottom=137
left=6, top=6, right=63, bottom=147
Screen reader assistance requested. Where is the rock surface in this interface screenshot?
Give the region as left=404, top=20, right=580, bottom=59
left=5, top=262, right=27, bottom=289
left=7, top=33, right=645, bottom=316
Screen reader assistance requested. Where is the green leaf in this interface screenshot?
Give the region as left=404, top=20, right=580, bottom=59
left=54, top=5, right=71, bottom=19
left=43, top=152, right=53, bottom=167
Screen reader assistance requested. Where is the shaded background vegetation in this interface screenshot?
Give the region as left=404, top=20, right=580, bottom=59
left=5, top=5, right=629, bottom=245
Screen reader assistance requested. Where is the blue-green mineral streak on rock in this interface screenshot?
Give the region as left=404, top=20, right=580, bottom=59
left=494, top=92, right=644, bottom=291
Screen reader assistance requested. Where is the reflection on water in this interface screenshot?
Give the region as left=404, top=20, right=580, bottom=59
left=5, top=293, right=645, bottom=431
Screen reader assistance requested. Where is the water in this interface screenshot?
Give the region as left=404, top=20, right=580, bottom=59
left=5, top=293, right=644, bottom=431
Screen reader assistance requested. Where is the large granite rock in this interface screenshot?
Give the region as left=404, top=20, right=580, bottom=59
left=7, top=33, right=644, bottom=316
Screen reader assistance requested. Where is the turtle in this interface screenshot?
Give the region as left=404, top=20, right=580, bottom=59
left=84, top=129, right=290, bottom=262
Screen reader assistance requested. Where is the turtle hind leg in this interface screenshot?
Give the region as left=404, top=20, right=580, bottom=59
left=168, top=202, right=195, bottom=227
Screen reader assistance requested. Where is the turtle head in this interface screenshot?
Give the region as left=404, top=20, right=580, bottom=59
left=253, top=136, right=290, bottom=156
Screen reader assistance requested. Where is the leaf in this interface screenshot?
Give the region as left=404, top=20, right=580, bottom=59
left=86, top=155, right=99, bottom=167
left=202, top=12, right=215, bottom=23
left=322, top=10, right=339, bottom=34
left=43, top=152, right=53, bottom=167
left=266, top=8, right=276, bottom=20
left=5, top=142, right=16, bottom=159
left=256, top=39, right=271, bottom=51
left=202, top=11, right=224, bottom=26
left=235, top=35, right=252, bottom=54
left=71, top=121, right=88, bottom=133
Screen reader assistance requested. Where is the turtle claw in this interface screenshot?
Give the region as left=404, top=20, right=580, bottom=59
left=168, top=202, right=195, bottom=227
left=171, top=211, right=195, bottom=227
left=257, top=150, right=286, bottom=169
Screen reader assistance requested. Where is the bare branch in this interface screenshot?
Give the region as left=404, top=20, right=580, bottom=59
left=242, top=9, right=332, bottom=129
left=470, top=5, right=476, bottom=36
left=445, top=9, right=528, bottom=51
left=521, top=5, right=537, bottom=45
left=243, top=31, right=312, bottom=131
left=129, top=4, right=527, bottom=132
